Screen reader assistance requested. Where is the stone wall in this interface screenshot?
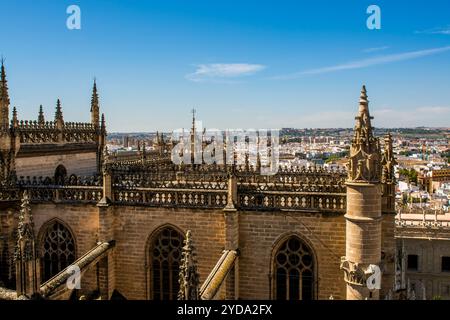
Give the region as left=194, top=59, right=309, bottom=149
left=0, top=200, right=398, bottom=300
left=111, top=206, right=226, bottom=299
left=32, top=203, right=100, bottom=295
left=16, top=152, right=97, bottom=178
left=238, top=211, right=346, bottom=300
left=397, top=232, right=450, bottom=299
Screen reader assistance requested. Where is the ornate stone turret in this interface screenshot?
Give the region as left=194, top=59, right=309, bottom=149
left=178, top=230, right=200, bottom=300
left=341, top=85, right=383, bottom=300
left=38, top=105, right=45, bottom=125
left=91, top=79, right=100, bottom=127
left=14, top=191, right=40, bottom=298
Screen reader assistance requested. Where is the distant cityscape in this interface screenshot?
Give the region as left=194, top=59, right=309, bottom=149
left=109, top=126, right=450, bottom=213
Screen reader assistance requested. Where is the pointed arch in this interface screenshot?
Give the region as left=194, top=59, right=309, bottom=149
left=270, top=232, right=317, bottom=300
left=145, top=224, right=185, bottom=300
left=38, top=218, right=76, bottom=283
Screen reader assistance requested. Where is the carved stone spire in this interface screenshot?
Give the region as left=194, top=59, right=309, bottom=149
left=38, top=105, right=45, bottom=125
left=0, top=59, right=10, bottom=131
left=346, top=85, right=381, bottom=183
left=381, top=133, right=396, bottom=183
left=15, top=191, right=34, bottom=258
left=381, top=132, right=397, bottom=214
left=91, top=79, right=100, bottom=127
left=101, top=113, right=106, bottom=131
left=12, top=106, right=18, bottom=128
left=55, top=99, right=63, bottom=123
left=178, top=230, right=200, bottom=300
left=15, top=190, right=40, bottom=298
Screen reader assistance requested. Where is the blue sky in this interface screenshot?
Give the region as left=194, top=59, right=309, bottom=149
left=1, top=0, right=450, bottom=131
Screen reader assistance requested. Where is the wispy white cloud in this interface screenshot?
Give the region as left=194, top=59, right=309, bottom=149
left=271, top=46, right=450, bottom=79
left=362, top=46, right=390, bottom=53
left=415, top=26, right=450, bottom=35
left=186, top=63, right=266, bottom=82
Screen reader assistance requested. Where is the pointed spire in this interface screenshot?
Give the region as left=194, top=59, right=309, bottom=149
left=91, top=78, right=100, bottom=126
left=381, top=132, right=397, bottom=181
left=0, top=57, right=9, bottom=105
left=15, top=190, right=35, bottom=263
left=18, top=191, right=34, bottom=238
left=55, top=99, right=63, bottom=122
left=15, top=190, right=40, bottom=298
left=191, top=108, right=196, bottom=134
left=346, top=85, right=381, bottom=182
left=12, top=106, right=18, bottom=127
left=355, top=85, right=373, bottom=138
left=0, top=58, right=10, bottom=130
left=38, top=105, right=45, bottom=124
left=178, top=230, right=200, bottom=300
left=101, top=113, right=105, bottom=130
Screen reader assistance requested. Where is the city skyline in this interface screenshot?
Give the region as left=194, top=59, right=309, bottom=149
left=1, top=0, right=450, bottom=131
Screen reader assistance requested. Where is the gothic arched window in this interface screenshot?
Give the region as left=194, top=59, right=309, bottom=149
left=149, top=226, right=184, bottom=300
left=273, top=236, right=315, bottom=300
left=41, top=221, right=76, bottom=282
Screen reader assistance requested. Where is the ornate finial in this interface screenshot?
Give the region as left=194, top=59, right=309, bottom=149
left=102, top=145, right=110, bottom=176
left=0, top=56, right=6, bottom=83
left=15, top=190, right=35, bottom=262
left=361, top=85, right=367, bottom=95
left=191, top=108, right=196, bottom=136
left=55, top=99, right=63, bottom=122
left=381, top=132, right=397, bottom=184
left=91, top=79, right=100, bottom=126
left=191, top=108, right=196, bottom=122
left=12, top=106, right=18, bottom=126
left=102, top=145, right=110, bottom=164
left=0, top=57, right=10, bottom=130
left=38, top=105, right=45, bottom=124
left=103, top=145, right=109, bottom=159
left=100, top=113, right=106, bottom=134
left=346, top=86, right=381, bottom=183
left=178, top=230, right=200, bottom=300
